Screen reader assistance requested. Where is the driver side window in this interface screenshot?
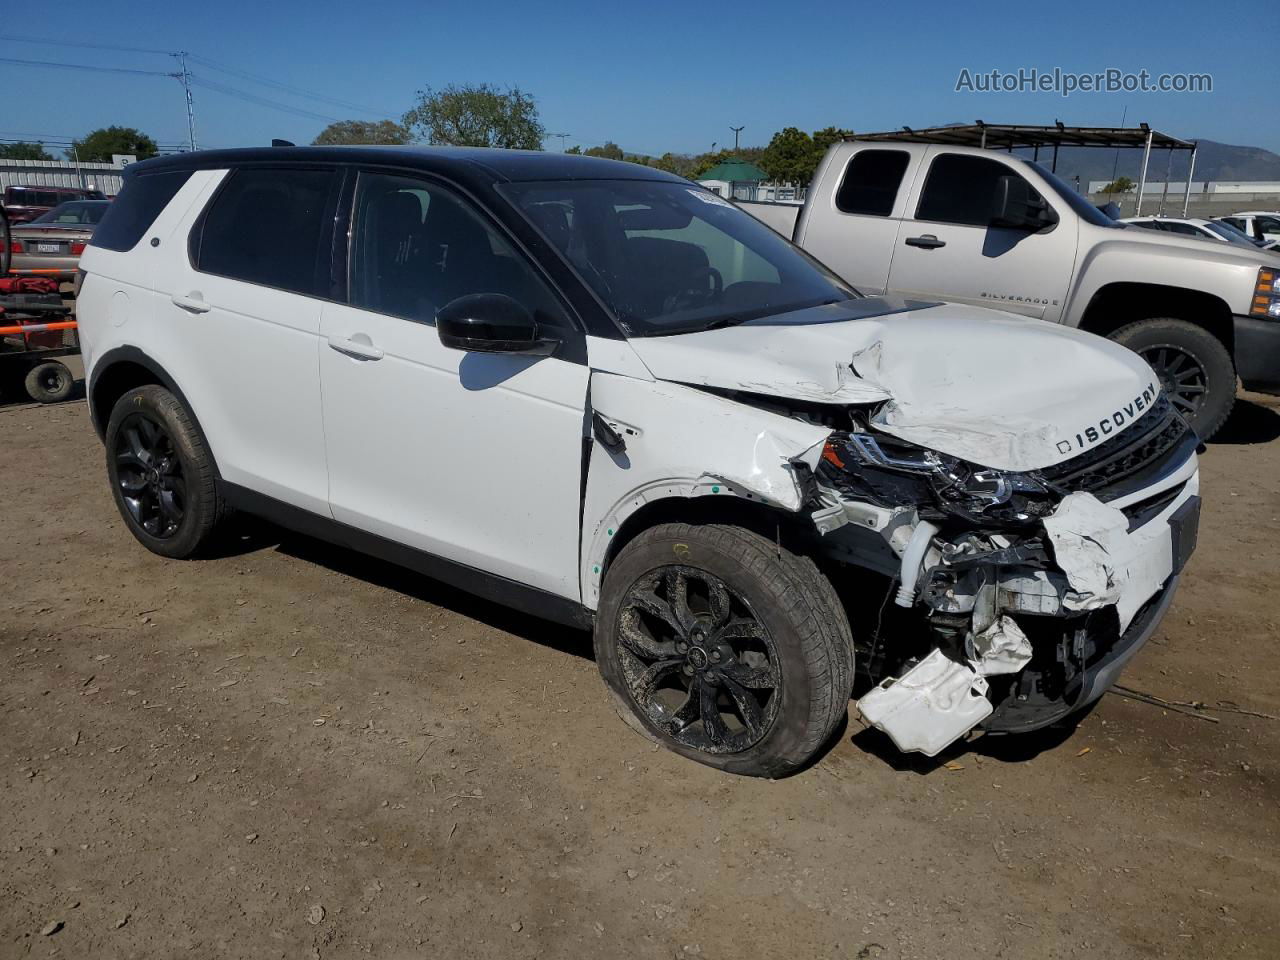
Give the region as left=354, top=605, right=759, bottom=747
left=916, top=154, right=1040, bottom=227
left=349, top=172, right=566, bottom=327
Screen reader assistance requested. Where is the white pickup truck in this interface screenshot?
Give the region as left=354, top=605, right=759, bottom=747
left=741, top=142, right=1280, bottom=438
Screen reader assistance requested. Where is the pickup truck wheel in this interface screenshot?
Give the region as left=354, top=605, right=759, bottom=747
left=104, top=385, right=224, bottom=559
left=1110, top=318, right=1235, bottom=439
left=594, top=522, right=853, bottom=778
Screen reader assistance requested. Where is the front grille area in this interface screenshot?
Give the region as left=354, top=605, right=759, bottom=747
left=1041, top=395, right=1195, bottom=500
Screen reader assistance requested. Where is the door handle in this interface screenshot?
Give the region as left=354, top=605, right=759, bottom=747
left=327, top=334, right=384, bottom=361
left=904, top=235, right=946, bottom=250
left=171, top=292, right=211, bottom=313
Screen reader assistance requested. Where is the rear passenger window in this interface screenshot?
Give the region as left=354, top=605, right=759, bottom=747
left=193, top=167, right=338, bottom=297
left=916, top=153, right=1030, bottom=227
left=834, top=150, right=910, bottom=216
left=90, top=170, right=193, bottom=252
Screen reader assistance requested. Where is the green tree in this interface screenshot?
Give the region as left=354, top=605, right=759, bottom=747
left=761, top=127, right=817, bottom=185
left=0, top=141, right=54, bottom=161
left=565, top=145, right=582, bottom=154
left=69, top=126, right=158, bottom=162
left=584, top=141, right=625, bottom=161
left=313, top=119, right=410, bottom=145
left=652, top=152, right=697, bottom=178
left=402, top=84, right=544, bottom=149
left=1101, top=176, right=1135, bottom=195
left=692, top=149, right=732, bottom=178
left=812, top=126, right=851, bottom=158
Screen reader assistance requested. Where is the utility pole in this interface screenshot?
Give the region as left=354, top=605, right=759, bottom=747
left=549, top=132, right=571, bottom=152
left=171, top=52, right=196, bottom=151
left=729, top=125, right=744, bottom=152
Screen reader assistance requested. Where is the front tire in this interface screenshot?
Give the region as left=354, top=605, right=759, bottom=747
left=1110, top=318, right=1235, bottom=439
left=594, top=523, right=853, bottom=778
left=105, top=385, right=223, bottom=559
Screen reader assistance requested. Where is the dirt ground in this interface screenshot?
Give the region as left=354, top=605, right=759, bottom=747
left=1, top=384, right=1278, bottom=960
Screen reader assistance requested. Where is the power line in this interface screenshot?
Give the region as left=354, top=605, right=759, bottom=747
left=0, top=55, right=175, bottom=77
left=186, top=54, right=394, bottom=117
left=188, top=75, right=340, bottom=124
left=0, top=34, right=395, bottom=118
left=0, top=33, right=175, bottom=56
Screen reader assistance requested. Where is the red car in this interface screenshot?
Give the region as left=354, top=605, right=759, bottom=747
left=3, top=185, right=106, bottom=224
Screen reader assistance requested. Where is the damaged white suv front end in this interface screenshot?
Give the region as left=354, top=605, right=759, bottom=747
left=604, top=299, right=1200, bottom=758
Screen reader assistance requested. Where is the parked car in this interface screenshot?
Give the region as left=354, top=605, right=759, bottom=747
left=739, top=143, right=1280, bottom=439
left=1121, top=215, right=1279, bottom=250
left=3, top=185, right=106, bottom=224
left=1220, top=211, right=1280, bottom=245
left=78, top=147, right=1205, bottom=775
left=9, top=199, right=112, bottom=280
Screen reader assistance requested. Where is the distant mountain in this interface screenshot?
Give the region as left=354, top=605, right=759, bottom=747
left=927, top=123, right=1280, bottom=184
left=1048, top=138, right=1280, bottom=186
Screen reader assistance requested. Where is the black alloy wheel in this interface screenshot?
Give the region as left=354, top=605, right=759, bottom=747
left=614, top=564, right=781, bottom=754
left=113, top=411, right=187, bottom=540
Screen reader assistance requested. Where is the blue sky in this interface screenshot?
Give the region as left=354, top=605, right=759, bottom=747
left=2, top=0, right=1272, bottom=156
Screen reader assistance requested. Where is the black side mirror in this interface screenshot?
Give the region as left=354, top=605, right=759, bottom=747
left=991, top=176, right=1058, bottom=231
left=436, top=294, right=559, bottom=356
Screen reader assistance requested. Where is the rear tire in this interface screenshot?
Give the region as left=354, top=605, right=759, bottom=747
left=105, top=385, right=224, bottom=559
left=1109, top=318, right=1235, bottom=439
left=594, top=522, right=853, bottom=778
left=24, top=361, right=74, bottom=404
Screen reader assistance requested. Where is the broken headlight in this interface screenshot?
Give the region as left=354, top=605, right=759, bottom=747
left=819, top=433, right=1054, bottom=525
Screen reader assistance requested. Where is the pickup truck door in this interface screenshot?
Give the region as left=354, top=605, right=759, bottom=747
left=886, top=148, right=1077, bottom=321
left=318, top=170, right=590, bottom=601
left=797, top=144, right=923, bottom=295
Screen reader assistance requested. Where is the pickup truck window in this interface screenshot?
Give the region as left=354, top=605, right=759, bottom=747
left=1026, top=161, right=1122, bottom=228
left=835, top=150, right=910, bottom=216
left=916, top=154, right=1034, bottom=227
left=503, top=180, right=855, bottom=337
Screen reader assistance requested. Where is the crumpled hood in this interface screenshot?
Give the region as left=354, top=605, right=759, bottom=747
left=626, top=298, right=1159, bottom=471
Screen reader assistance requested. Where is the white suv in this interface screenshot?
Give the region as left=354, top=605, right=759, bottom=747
left=1221, top=211, right=1280, bottom=245
left=77, top=147, right=1201, bottom=775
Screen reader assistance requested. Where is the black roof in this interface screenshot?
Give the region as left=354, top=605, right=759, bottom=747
left=132, top=145, right=685, bottom=186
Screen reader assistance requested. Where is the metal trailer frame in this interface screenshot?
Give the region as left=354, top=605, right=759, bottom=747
left=0, top=207, right=80, bottom=402
left=846, top=122, right=1199, bottom=217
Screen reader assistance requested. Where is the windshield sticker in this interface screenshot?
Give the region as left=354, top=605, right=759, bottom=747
left=688, top=189, right=734, bottom=208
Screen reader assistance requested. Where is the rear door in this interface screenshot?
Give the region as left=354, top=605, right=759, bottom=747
left=318, top=170, right=590, bottom=599
left=798, top=145, right=920, bottom=294
left=157, top=165, right=341, bottom=515
left=886, top=149, right=1077, bottom=320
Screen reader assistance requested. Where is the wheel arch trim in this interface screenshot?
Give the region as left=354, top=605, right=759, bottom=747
left=581, top=480, right=813, bottom=611
left=87, top=346, right=220, bottom=478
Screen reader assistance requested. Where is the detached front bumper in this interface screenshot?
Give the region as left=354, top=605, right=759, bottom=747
left=1235, top=314, right=1280, bottom=395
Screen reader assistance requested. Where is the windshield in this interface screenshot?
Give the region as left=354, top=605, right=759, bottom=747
left=502, top=179, right=857, bottom=336
left=1205, top=220, right=1259, bottom=246
left=1025, top=161, right=1124, bottom=228
left=31, top=201, right=109, bottom=225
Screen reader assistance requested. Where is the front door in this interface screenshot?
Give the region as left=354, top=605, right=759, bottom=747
left=318, top=171, right=590, bottom=600
left=887, top=149, right=1077, bottom=321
